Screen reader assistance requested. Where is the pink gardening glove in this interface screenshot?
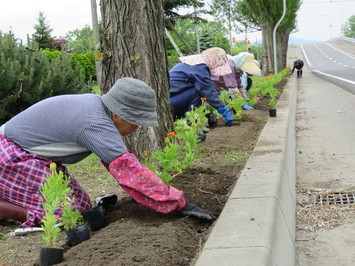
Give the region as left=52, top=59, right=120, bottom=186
left=107, top=152, right=186, bottom=214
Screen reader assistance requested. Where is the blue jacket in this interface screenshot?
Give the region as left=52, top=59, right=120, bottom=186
left=169, top=63, right=225, bottom=118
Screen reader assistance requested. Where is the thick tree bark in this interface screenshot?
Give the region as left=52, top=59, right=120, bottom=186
left=261, top=23, right=289, bottom=75
left=278, top=30, right=290, bottom=70
left=100, top=0, right=174, bottom=159
left=261, top=23, right=273, bottom=75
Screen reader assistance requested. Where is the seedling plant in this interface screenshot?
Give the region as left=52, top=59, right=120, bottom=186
left=40, top=163, right=84, bottom=247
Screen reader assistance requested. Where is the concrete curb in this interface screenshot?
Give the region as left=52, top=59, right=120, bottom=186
left=196, top=75, right=297, bottom=266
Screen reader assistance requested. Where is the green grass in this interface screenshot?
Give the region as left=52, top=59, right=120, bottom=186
left=92, top=85, right=101, bottom=94
left=66, top=153, right=104, bottom=178
left=221, top=150, right=250, bottom=163
left=66, top=154, right=115, bottom=197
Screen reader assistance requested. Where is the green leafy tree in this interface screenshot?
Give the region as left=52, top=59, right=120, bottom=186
left=164, top=0, right=204, bottom=19
left=166, top=19, right=196, bottom=56
left=200, top=21, right=229, bottom=52
left=165, top=19, right=229, bottom=56
left=236, top=0, right=301, bottom=74
left=341, top=15, right=355, bottom=38
left=164, top=0, right=207, bottom=55
left=32, top=11, right=55, bottom=50
left=210, top=0, right=239, bottom=54
left=198, top=27, right=214, bottom=51
left=66, top=25, right=96, bottom=53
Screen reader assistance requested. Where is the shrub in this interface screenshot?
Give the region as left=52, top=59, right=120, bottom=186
left=42, top=50, right=96, bottom=81
left=0, top=32, right=91, bottom=123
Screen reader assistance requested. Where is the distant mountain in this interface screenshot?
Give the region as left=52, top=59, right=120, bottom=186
left=288, top=35, right=326, bottom=44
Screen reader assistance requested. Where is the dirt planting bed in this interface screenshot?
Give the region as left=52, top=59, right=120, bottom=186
left=0, top=80, right=287, bottom=266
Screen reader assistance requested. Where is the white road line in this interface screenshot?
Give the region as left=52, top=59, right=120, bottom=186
left=313, top=70, right=355, bottom=85
left=326, top=43, right=355, bottom=60
left=301, top=44, right=312, bottom=66
left=312, top=43, right=354, bottom=68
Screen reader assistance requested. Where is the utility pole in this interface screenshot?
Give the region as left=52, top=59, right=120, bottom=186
left=91, top=0, right=102, bottom=88
left=194, top=5, right=200, bottom=54
left=245, top=24, right=248, bottom=51
left=273, top=0, right=286, bottom=74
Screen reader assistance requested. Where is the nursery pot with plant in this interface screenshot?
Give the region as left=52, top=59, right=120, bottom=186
left=61, top=201, right=90, bottom=246
left=39, top=163, right=70, bottom=265
left=266, top=87, right=280, bottom=117
left=39, top=246, right=64, bottom=266
left=206, top=113, right=217, bottom=127
left=65, top=222, right=90, bottom=246
left=83, top=206, right=107, bottom=231
left=269, top=108, right=277, bottom=117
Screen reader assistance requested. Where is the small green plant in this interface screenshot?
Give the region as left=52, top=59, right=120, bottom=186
left=130, top=55, right=140, bottom=63
left=247, top=87, right=260, bottom=106
left=61, top=197, right=84, bottom=231
left=227, top=97, right=246, bottom=120
left=219, top=90, right=230, bottom=103
left=185, top=101, right=209, bottom=133
left=266, top=87, right=280, bottom=109
left=175, top=118, right=200, bottom=167
left=142, top=111, right=202, bottom=185
left=40, top=163, right=71, bottom=247
left=40, top=163, right=83, bottom=245
left=152, top=132, right=183, bottom=185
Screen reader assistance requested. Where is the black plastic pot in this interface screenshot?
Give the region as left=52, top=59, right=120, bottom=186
left=95, top=194, right=118, bottom=212
left=39, top=247, right=64, bottom=266
left=83, top=207, right=107, bottom=231
left=65, top=223, right=91, bottom=246
left=206, top=113, right=217, bottom=127
left=269, top=109, right=277, bottom=117
left=197, top=131, right=206, bottom=143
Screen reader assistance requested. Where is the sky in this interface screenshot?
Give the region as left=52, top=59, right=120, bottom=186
left=0, top=0, right=354, bottom=44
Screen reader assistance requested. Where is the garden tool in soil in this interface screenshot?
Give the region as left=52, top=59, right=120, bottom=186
left=177, top=202, right=214, bottom=221
left=9, top=223, right=62, bottom=236
left=217, top=106, right=233, bottom=126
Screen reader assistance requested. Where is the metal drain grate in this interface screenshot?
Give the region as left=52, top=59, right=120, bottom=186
left=315, top=193, right=355, bottom=205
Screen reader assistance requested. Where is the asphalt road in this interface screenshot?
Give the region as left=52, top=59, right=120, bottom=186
left=301, top=39, right=355, bottom=94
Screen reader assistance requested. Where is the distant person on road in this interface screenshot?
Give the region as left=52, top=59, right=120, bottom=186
left=291, top=59, right=304, bottom=78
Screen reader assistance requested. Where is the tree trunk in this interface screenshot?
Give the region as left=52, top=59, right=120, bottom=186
left=100, top=0, right=174, bottom=159
left=261, top=23, right=274, bottom=75
left=277, top=30, right=290, bottom=70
